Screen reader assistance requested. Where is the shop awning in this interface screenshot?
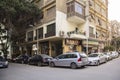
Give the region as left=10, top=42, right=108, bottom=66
left=70, top=34, right=87, bottom=39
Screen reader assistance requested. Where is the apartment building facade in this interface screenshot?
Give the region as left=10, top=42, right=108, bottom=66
left=24, top=0, right=108, bottom=57
left=88, top=0, right=108, bottom=52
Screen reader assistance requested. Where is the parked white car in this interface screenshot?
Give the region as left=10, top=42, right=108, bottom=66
left=103, top=52, right=112, bottom=61
left=111, top=51, right=119, bottom=58
left=49, top=52, right=89, bottom=69
left=88, top=53, right=107, bottom=66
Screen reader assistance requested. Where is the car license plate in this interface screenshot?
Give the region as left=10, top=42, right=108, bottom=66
left=0, top=65, right=3, bottom=67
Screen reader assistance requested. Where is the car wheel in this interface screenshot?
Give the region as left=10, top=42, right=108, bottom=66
left=21, top=61, right=24, bottom=64
left=37, top=62, right=42, bottom=66
left=28, top=61, right=31, bottom=65
left=71, top=63, right=77, bottom=69
left=105, top=58, right=107, bottom=63
left=96, top=61, right=100, bottom=66
left=50, top=62, right=55, bottom=67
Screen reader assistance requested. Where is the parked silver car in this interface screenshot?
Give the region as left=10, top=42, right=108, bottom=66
left=88, top=53, right=107, bottom=66
left=49, top=52, right=89, bottom=69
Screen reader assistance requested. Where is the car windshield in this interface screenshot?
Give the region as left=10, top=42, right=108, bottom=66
left=0, top=56, right=5, bottom=61
left=40, top=54, right=51, bottom=58
left=88, top=54, right=98, bottom=57
left=104, top=52, right=107, bottom=55
left=80, top=53, right=87, bottom=58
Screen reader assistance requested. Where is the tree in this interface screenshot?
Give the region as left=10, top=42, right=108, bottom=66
left=0, top=0, right=42, bottom=58
left=104, top=46, right=115, bottom=51
left=0, top=23, right=9, bottom=59
left=0, top=0, right=42, bottom=35
left=111, top=37, right=120, bottom=50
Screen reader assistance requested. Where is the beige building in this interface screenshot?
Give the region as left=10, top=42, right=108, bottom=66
left=88, top=0, right=108, bottom=52
left=24, top=0, right=108, bottom=57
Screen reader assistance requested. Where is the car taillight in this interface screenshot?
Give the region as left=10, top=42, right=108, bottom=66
left=78, top=58, right=81, bottom=62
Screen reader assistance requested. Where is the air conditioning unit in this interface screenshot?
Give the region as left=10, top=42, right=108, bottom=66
left=59, top=31, right=64, bottom=37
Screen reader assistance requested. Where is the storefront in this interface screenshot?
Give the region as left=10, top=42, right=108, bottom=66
left=63, top=38, right=82, bottom=52
left=25, top=38, right=84, bottom=57
left=82, top=39, right=99, bottom=54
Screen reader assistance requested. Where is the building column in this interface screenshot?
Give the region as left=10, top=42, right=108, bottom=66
left=49, top=41, right=51, bottom=56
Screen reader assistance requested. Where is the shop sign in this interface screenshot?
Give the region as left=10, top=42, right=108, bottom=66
left=83, top=40, right=99, bottom=45
left=65, top=39, right=80, bottom=45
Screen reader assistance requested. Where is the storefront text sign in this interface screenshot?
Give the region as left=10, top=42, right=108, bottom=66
left=65, top=39, right=80, bottom=45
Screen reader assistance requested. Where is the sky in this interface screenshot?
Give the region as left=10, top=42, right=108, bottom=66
left=108, top=0, right=120, bottom=22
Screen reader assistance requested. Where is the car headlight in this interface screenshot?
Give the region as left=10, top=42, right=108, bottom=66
left=4, top=61, right=8, bottom=65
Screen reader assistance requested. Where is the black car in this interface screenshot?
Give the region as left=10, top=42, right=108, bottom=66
left=12, top=54, right=29, bottom=64
left=0, top=56, right=9, bottom=68
left=28, top=54, right=52, bottom=66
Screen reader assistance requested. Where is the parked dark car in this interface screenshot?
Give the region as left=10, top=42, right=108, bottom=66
left=12, top=54, right=29, bottom=64
left=28, top=54, right=52, bottom=66
left=0, top=56, right=9, bottom=68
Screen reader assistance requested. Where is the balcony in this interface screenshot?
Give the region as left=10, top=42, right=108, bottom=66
left=45, top=31, right=55, bottom=38
left=67, top=0, right=85, bottom=24
left=45, top=0, right=55, bottom=5
left=67, top=0, right=85, bottom=5
left=89, top=33, right=95, bottom=38
left=28, top=38, right=33, bottom=42
left=38, top=34, right=43, bottom=39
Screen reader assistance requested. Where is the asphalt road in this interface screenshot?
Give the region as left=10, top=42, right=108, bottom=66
left=0, top=57, right=120, bottom=80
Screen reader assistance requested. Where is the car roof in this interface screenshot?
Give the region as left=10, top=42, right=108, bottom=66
left=66, top=52, right=85, bottom=54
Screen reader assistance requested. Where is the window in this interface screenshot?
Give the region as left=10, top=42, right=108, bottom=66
left=98, top=19, right=102, bottom=26
left=45, top=23, right=56, bottom=38
left=71, top=54, right=77, bottom=58
left=89, top=26, right=94, bottom=34
left=88, top=54, right=98, bottom=57
left=101, top=9, right=106, bottom=17
left=57, top=54, right=65, bottom=59
left=46, top=6, right=56, bottom=17
left=27, top=31, right=33, bottom=41
left=75, top=3, right=83, bottom=15
left=95, top=4, right=100, bottom=13
left=47, top=23, right=55, bottom=33
left=102, top=0, right=106, bottom=4
left=38, top=28, right=43, bottom=39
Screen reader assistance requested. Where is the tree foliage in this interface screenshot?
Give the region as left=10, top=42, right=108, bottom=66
left=0, top=0, right=42, bottom=57
left=104, top=46, right=115, bottom=51
left=0, top=0, right=42, bottom=35
left=111, top=37, right=120, bottom=50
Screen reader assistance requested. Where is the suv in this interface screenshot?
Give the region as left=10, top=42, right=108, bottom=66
left=49, top=52, right=88, bottom=69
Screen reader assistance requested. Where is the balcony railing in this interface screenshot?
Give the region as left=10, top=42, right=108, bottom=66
left=67, top=0, right=85, bottom=5
left=89, top=33, right=95, bottom=38
left=45, top=31, right=55, bottom=38
left=38, top=34, right=43, bottom=39
left=45, top=0, right=55, bottom=5
left=28, top=38, right=33, bottom=42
